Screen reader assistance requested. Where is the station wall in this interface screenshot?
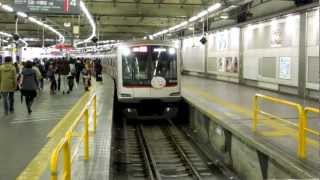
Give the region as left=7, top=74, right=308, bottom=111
left=242, top=15, right=300, bottom=89
left=207, top=27, right=240, bottom=82
left=306, top=10, right=319, bottom=91
left=182, top=36, right=205, bottom=73
left=181, top=8, right=319, bottom=97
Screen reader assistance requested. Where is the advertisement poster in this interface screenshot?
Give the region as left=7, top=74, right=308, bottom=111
left=232, top=57, right=239, bottom=73
left=270, top=26, right=283, bottom=47
left=216, top=31, right=228, bottom=51
left=279, top=56, right=291, bottom=79
left=218, top=57, right=225, bottom=72
left=225, top=57, right=233, bottom=72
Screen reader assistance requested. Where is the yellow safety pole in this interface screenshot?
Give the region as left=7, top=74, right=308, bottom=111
left=93, top=95, right=97, bottom=133
left=63, top=136, right=72, bottom=180
left=252, top=96, right=258, bottom=132
left=84, top=108, right=89, bottom=160
left=50, top=151, right=58, bottom=180
left=297, top=106, right=306, bottom=159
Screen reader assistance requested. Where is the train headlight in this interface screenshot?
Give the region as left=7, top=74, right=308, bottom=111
left=120, top=46, right=131, bottom=56
left=169, top=48, right=176, bottom=55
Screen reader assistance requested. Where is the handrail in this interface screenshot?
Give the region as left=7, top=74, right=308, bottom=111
left=252, top=94, right=306, bottom=159
left=50, top=93, right=97, bottom=180
left=304, top=107, right=320, bottom=136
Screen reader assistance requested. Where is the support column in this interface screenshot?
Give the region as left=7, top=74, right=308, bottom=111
left=204, top=37, right=208, bottom=75
left=239, top=27, right=245, bottom=84
left=298, top=13, right=307, bottom=97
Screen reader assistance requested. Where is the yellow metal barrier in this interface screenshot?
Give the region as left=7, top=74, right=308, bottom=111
left=252, top=94, right=306, bottom=159
left=304, top=107, right=320, bottom=135
left=50, top=94, right=97, bottom=180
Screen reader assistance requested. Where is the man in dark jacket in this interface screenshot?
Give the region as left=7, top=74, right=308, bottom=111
left=0, top=57, right=17, bottom=114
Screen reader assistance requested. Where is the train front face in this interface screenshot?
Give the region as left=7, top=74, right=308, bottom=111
left=117, top=42, right=181, bottom=120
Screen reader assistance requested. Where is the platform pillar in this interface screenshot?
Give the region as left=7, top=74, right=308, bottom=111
left=298, top=13, right=307, bottom=97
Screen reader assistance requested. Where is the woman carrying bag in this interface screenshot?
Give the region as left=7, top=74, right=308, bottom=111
left=20, top=61, right=38, bottom=114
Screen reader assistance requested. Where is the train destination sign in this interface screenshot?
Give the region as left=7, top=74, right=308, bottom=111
left=12, top=0, right=80, bottom=14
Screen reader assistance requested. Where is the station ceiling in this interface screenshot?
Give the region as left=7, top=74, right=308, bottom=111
left=0, top=0, right=314, bottom=46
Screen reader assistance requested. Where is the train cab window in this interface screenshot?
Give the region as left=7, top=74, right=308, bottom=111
left=122, top=45, right=177, bottom=87
left=151, top=46, right=177, bottom=85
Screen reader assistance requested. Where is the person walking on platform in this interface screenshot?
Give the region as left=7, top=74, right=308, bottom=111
left=68, top=61, right=76, bottom=92
left=95, top=59, right=103, bottom=82
left=75, top=59, right=83, bottom=85
left=47, top=63, right=57, bottom=94
left=32, top=62, right=42, bottom=91
left=20, top=61, right=38, bottom=114
left=59, top=60, right=70, bottom=94
left=82, top=61, right=91, bottom=91
left=0, top=57, right=17, bottom=115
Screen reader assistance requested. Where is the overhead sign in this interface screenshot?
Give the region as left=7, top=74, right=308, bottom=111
left=13, top=0, right=80, bottom=14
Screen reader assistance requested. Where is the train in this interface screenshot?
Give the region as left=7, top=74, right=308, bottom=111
left=91, top=40, right=182, bottom=120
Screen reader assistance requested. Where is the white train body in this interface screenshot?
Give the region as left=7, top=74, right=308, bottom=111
left=102, top=40, right=182, bottom=119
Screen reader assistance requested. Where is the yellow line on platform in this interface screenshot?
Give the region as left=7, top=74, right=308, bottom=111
left=183, top=84, right=320, bottom=148
left=47, top=92, right=90, bottom=138
left=17, top=86, right=95, bottom=180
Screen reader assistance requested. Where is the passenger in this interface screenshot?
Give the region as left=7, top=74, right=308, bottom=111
left=95, top=59, right=103, bottom=82
left=60, top=59, right=70, bottom=94
left=82, top=63, right=91, bottom=91
left=68, top=60, right=76, bottom=92
left=47, top=63, right=57, bottom=94
left=20, top=61, right=39, bottom=114
left=35, top=61, right=46, bottom=90
left=0, top=57, right=17, bottom=115
left=75, top=59, right=83, bottom=85
left=32, top=62, right=42, bottom=91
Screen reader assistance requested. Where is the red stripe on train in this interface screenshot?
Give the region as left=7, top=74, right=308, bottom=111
left=123, top=83, right=177, bottom=88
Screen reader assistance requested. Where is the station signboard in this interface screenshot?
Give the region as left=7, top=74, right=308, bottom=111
left=12, top=0, right=80, bottom=14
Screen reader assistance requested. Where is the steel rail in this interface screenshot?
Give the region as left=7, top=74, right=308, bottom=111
left=163, top=121, right=202, bottom=180
left=170, top=120, right=240, bottom=180
left=135, top=125, right=156, bottom=180
left=137, top=125, right=163, bottom=180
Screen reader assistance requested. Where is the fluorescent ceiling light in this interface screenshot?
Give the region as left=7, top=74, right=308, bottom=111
left=17, top=11, right=28, bottom=18
left=20, top=39, right=28, bottom=47
left=189, top=16, right=198, bottom=22
left=0, top=31, right=13, bottom=37
left=198, top=10, right=208, bottom=18
left=179, top=21, right=188, bottom=27
left=76, top=1, right=96, bottom=46
left=64, top=22, right=71, bottom=27
left=1, top=4, right=14, bottom=12
left=208, top=3, right=221, bottom=12
left=220, top=15, right=229, bottom=19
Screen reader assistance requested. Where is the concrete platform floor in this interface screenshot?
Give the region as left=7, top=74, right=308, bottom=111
left=0, top=81, right=85, bottom=179
left=181, top=75, right=319, bottom=177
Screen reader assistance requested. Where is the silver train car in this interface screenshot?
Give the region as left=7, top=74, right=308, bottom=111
left=101, top=40, right=182, bottom=120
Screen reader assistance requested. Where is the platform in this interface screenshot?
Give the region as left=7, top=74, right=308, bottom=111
left=0, top=81, right=85, bottom=179
left=181, top=75, right=319, bottom=178
left=15, top=75, right=114, bottom=180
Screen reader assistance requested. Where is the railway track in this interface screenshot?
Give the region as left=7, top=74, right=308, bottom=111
left=113, top=119, right=238, bottom=180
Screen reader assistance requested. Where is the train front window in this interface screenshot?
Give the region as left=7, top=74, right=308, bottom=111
left=122, top=45, right=177, bottom=87
left=122, top=47, right=150, bottom=86
left=151, top=46, right=177, bottom=85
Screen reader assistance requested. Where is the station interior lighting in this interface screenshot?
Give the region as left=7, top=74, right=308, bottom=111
left=75, top=1, right=96, bottom=47
left=0, top=31, right=13, bottom=37
left=20, top=38, right=29, bottom=47
left=150, top=2, right=222, bottom=39
left=220, top=15, right=229, bottom=19
left=0, top=3, right=65, bottom=45
left=17, top=11, right=28, bottom=18
left=1, top=4, right=14, bottom=12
